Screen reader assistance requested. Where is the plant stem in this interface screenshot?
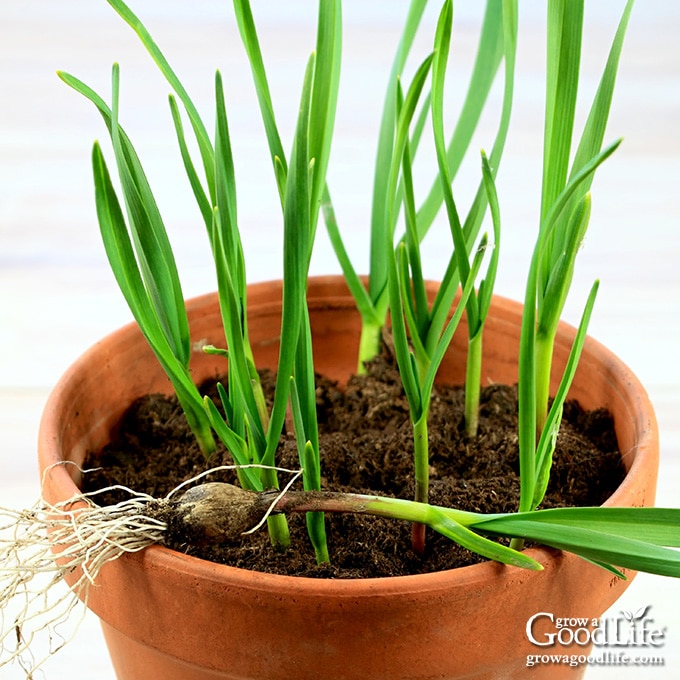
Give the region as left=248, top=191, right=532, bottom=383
left=176, top=392, right=217, bottom=458
left=170, top=482, right=542, bottom=570
left=244, top=341, right=270, bottom=434
left=266, top=513, right=291, bottom=550
left=307, top=511, right=330, bottom=564
left=260, top=465, right=291, bottom=549
left=464, top=331, right=483, bottom=438
left=276, top=490, right=434, bottom=525
left=357, top=318, right=383, bottom=374
left=534, top=331, right=555, bottom=436
left=412, top=412, right=429, bottom=554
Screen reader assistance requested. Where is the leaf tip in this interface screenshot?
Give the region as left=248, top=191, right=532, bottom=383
left=514, top=556, right=543, bottom=571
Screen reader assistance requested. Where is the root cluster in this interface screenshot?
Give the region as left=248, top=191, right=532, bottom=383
left=0, top=464, right=296, bottom=677
left=0, top=481, right=166, bottom=677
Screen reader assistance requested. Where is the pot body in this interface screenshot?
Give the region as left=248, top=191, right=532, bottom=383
left=38, top=277, right=659, bottom=680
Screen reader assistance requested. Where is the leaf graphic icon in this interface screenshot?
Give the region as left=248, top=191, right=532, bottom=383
left=621, top=610, right=633, bottom=621
left=634, top=605, right=651, bottom=620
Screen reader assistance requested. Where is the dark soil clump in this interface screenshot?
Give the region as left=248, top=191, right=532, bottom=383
left=81, top=348, right=625, bottom=578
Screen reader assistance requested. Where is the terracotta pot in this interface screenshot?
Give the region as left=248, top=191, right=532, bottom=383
left=38, top=276, right=658, bottom=680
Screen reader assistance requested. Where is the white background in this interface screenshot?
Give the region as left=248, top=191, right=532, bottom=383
left=1, top=1, right=679, bottom=677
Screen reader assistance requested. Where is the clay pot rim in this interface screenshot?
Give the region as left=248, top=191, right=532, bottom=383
left=38, top=277, right=658, bottom=596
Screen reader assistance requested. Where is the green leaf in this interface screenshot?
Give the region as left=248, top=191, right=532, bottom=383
left=532, top=278, right=596, bottom=509
left=531, top=404, right=561, bottom=511
left=308, top=0, right=342, bottom=239
left=215, top=381, right=235, bottom=435
left=168, top=95, right=213, bottom=234
left=286, top=412, right=329, bottom=565
left=61, top=68, right=191, bottom=367
left=541, top=0, right=583, bottom=223
left=561, top=0, right=634, bottom=246
left=476, top=151, right=502, bottom=323
left=417, top=0, right=508, bottom=238
left=212, top=208, right=267, bottom=455
left=214, top=71, right=241, bottom=280
left=369, top=0, right=429, bottom=304
left=398, top=88, right=429, bottom=338
left=203, top=398, right=261, bottom=491
left=537, top=194, right=591, bottom=332
left=105, top=0, right=216, bottom=205
left=473, top=508, right=680, bottom=578
left=427, top=0, right=517, bottom=348
left=391, top=247, right=423, bottom=419
left=232, top=0, right=288, bottom=198
left=518, top=139, right=619, bottom=511
left=321, top=186, right=378, bottom=324
left=539, top=0, right=632, bottom=290
left=420, top=236, right=487, bottom=409
left=263, top=54, right=316, bottom=479
left=430, top=510, right=543, bottom=570
left=91, top=140, right=215, bottom=456
left=397, top=244, right=428, bottom=370
left=384, top=53, right=435, bottom=422
left=293, top=307, right=320, bottom=459
left=431, top=0, right=477, bottom=333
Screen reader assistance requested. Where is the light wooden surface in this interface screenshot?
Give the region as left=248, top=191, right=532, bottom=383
left=1, top=1, right=678, bottom=678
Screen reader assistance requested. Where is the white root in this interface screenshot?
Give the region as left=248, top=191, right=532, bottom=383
left=0, top=462, right=301, bottom=677
left=0, top=477, right=165, bottom=676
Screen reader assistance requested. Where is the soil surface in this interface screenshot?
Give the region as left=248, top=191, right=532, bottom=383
left=82, top=346, right=625, bottom=578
